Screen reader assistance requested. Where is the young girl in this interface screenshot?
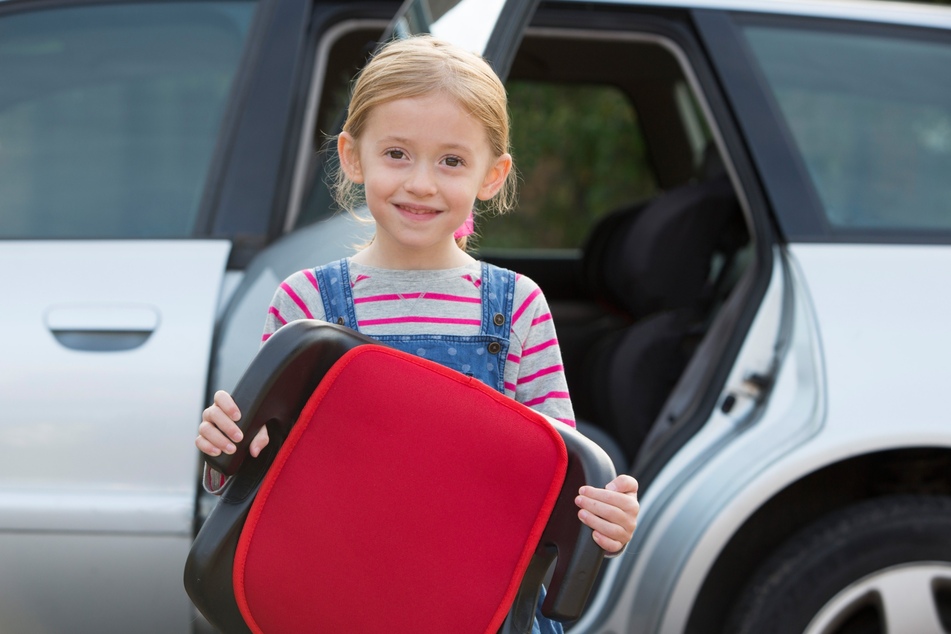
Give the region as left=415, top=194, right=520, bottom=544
left=196, top=34, right=638, bottom=632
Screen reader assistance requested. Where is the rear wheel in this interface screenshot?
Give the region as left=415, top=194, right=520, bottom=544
left=726, top=495, right=951, bottom=634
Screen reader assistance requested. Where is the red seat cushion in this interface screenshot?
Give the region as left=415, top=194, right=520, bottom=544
left=234, top=346, right=568, bottom=633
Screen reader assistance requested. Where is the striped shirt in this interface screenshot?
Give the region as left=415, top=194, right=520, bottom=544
left=264, top=259, right=576, bottom=427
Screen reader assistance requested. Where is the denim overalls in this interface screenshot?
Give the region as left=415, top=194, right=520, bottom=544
left=313, top=258, right=564, bottom=634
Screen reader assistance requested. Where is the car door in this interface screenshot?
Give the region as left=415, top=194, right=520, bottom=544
left=466, top=4, right=789, bottom=632
left=0, top=0, right=542, bottom=631
left=0, top=2, right=258, bottom=632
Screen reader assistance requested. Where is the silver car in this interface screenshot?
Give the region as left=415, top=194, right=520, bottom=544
left=2, top=0, right=950, bottom=632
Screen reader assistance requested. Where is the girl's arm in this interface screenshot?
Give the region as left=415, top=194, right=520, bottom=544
left=508, top=276, right=576, bottom=426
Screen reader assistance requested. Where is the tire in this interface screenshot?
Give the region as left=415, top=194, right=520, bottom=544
left=726, top=495, right=951, bottom=634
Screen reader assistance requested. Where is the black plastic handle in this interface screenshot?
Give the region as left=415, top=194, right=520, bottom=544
left=500, top=423, right=617, bottom=634
left=205, top=321, right=380, bottom=476
left=542, top=423, right=617, bottom=620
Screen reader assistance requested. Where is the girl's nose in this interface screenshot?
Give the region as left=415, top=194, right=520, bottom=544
left=404, top=164, right=437, bottom=196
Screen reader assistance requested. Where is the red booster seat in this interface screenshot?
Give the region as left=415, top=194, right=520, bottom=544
left=184, top=320, right=616, bottom=633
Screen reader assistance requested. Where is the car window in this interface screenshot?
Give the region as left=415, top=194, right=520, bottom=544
left=477, top=80, right=658, bottom=250
left=741, top=23, right=951, bottom=233
left=0, top=1, right=256, bottom=239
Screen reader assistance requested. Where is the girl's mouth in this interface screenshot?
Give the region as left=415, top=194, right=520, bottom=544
left=396, top=203, right=441, bottom=217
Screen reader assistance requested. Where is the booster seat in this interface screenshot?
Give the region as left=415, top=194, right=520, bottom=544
left=184, top=320, right=616, bottom=633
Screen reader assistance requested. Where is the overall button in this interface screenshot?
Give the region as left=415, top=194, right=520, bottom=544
left=487, top=342, right=502, bottom=354
left=336, top=317, right=345, bottom=325
left=493, top=313, right=504, bottom=326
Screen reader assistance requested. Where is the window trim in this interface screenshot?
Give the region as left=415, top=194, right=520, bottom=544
left=284, top=18, right=388, bottom=232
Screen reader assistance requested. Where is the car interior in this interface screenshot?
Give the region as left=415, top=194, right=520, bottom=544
left=480, top=30, right=753, bottom=470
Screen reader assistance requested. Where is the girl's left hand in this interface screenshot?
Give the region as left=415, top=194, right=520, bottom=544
left=575, top=474, right=640, bottom=553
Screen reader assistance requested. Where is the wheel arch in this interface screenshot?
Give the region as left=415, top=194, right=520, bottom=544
left=684, top=445, right=951, bottom=633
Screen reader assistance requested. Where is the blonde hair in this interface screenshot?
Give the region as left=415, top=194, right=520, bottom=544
left=333, top=35, right=516, bottom=251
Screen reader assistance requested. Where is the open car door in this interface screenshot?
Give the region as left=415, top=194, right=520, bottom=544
left=0, top=2, right=260, bottom=631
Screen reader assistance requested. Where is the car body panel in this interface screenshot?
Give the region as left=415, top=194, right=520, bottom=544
left=0, top=533, right=193, bottom=633
left=0, top=241, right=229, bottom=524
left=570, top=246, right=808, bottom=632
left=574, top=242, right=951, bottom=632
left=0, top=240, right=229, bottom=631
left=790, top=243, right=951, bottom=431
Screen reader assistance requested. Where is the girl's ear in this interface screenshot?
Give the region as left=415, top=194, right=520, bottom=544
left=337, top=132, right=364, bottom=184
left=477, top=153, right=513, bottom=201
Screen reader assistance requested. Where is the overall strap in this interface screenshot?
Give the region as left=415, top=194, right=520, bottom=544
left=313, top=258, right=359, bottom=330
left=479, top=262, right=516, bottom=339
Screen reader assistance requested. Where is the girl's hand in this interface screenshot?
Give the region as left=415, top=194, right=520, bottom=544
left=195, top=390, right=270, bottom=458
left=575, top=474, right=640, bottom=553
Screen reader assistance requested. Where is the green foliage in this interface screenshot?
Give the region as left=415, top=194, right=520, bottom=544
left=476, top=81, right=657, bottom=250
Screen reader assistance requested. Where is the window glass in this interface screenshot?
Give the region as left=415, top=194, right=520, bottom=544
left=742, top=24, right=951, bottom=232
left=477, top=81, right=657, bottom=250
left=0, top=2, right=256, bottom=239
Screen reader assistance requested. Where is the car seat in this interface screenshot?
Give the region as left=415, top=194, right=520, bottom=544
left=580, top=174, right=748, bottom=463
left=184, top=320, right=616, bottom=634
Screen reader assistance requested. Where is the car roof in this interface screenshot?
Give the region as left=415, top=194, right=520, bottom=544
left=560, top=0, right=951, bottom=30
left=2, top=0, right=948, bottom=30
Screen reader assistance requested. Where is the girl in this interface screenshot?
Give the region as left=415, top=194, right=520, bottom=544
left=197, top=34, right=638, bottom=633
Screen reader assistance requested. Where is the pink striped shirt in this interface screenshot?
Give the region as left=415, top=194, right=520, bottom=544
left=263, top=259, right=575, bottom=426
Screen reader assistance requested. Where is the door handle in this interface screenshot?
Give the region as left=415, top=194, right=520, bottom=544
left=45, top=305, right=160, bottom=352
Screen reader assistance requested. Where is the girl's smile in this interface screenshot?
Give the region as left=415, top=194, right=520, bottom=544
left=395, top=202, right=442, bottom=217
left=337, top=93, right=511, bottom=269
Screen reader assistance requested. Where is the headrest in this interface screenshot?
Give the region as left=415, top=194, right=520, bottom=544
left=586, top=176, right=742, bottom=319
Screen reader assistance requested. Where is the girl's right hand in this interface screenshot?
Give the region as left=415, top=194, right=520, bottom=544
left=195, top=390, right=270, bottom=458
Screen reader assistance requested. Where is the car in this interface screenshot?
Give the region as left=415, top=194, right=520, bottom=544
left=2, top=0, right=951, bottom=632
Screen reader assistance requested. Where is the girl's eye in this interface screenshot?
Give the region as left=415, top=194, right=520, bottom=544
left=444, top=156, right=464, bottom=168
left=386, top=149, right=405, bottom=160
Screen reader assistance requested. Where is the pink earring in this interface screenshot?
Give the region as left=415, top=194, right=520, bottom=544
left=453, top=210, right=475, bottom=240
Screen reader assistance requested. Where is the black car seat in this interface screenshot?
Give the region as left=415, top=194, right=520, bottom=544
left=184, top=320, right=617, bottom=634
left=579, top=173, right=748, bottom=463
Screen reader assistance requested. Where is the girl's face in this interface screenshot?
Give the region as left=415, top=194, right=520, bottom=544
left=338, top=93, right=511, bottom=269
